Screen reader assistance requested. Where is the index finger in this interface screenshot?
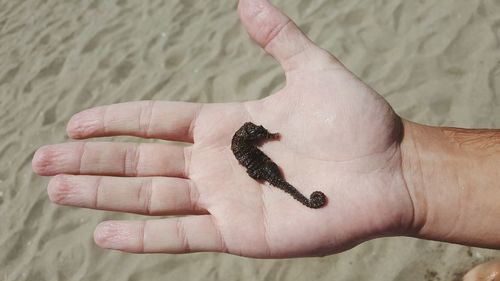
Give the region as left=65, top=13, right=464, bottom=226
left=67, top=101, right=203, bottom=143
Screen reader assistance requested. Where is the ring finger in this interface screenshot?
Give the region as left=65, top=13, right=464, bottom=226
left=48, top=175, right=206, bottom=215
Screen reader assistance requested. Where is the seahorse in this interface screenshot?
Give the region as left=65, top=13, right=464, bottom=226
left=231, top=122, right=327, bottom=209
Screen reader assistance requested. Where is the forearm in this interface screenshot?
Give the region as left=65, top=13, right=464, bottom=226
left=401, top=120, right=500, bottom=248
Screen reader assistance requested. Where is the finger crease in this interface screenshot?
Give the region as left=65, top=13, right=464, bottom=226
left=78, top=142, right=87, bottom=174
left=94, top=176, right=103, bottom=209
left=263, top=18, right=292, bottom=50
left=281, top=44, right=308, bottom=70
left=139, top=178, right=153, bottom=215
left=133, top=143, right=142, bottom=177
left=124, top=143, right=140, bottom=176
left=140, top=220, right=147, bottom=253
left=187, top=180, right=200, bottom=212
left=183, top=146, right=192, bottom=178
left=210, top=216, right=228, bottom=254
left=188, top=104, right=203, bottom=142
left=176, top=219, right=190, bottom=253
left=101, top=105, right=109, bottom=134
left=140, top=100, right=155, bottom=138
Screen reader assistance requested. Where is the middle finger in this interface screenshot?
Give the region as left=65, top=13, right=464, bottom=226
left=33, top=142, right=190, bottom=178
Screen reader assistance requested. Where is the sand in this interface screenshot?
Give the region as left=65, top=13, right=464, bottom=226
left=1, top=0, right=500, bottom=280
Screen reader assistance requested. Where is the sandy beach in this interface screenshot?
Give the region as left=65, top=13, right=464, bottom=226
left=1, top=0, right=500, bottom=280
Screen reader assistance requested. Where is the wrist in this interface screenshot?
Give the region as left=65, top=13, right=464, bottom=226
left=400, top=120, right=470, bottom=240
left=400, top=120, right=500, bottom=248
left=399, top=120, right=428, bottom=235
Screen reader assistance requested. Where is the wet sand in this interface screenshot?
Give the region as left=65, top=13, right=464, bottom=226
left=1, top=0, right=500, bottom=280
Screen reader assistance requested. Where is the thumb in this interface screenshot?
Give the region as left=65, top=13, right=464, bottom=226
left=238, top=0, right=337, bottom=72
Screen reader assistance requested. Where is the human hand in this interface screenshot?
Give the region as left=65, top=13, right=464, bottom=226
left=32, top=0, right=414, bottom=258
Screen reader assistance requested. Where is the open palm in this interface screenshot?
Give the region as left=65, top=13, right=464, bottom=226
left=33, top=0, right=414, bottom=258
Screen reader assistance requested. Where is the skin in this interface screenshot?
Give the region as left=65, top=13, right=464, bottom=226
left=31, top=0, right=500, bottom=258
left=463, top=261, right=500, bottom=281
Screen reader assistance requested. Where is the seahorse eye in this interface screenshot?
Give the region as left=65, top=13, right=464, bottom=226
left=245, top=124, right=257, bottom=134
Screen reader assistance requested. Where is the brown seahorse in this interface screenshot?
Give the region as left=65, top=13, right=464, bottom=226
left=231, top=122, right=327, bottom=209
